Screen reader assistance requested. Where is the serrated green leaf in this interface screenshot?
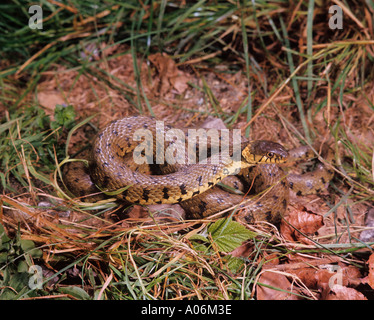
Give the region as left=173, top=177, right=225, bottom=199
left=208, top=218, right=255, bottom=253
left=225, top=256, right=245, bottom=274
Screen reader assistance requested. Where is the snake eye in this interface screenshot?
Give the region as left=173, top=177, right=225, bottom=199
left=267, top=152, right=274, bottom=158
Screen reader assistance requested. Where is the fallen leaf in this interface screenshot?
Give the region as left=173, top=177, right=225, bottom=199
left=291, top=267, right=333, bottom=289
left=290, top=262, right=362, bottom=299
left=149, top=52, right=189, bottom=95
left=280, top=206, right=324, bottom=243
left=37, top=90, right=66, bottom=113
left=230, top=242, right=253, bottom=258
left=325, top=285, right=367, bottom=300
left=126, top=205, right=149, bottom=220
left=256, top=271, right=301, bottom=300
left=364, top=253, right=374, bottom=289
left=340, top=263, right=362, bottom=287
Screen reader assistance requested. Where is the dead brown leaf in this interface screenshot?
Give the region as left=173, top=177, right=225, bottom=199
left=148, top=52, right=189, bottom=96
left=126, top=205, right=150, bottom=220
left=290, top=262, right=363, bottom=298
left=291, top=267, right=333, bottom=289
left=280, top=206, right=324, bottom=243
left=325, top=285, right=367, bottom=300
left=361, top=253, right=374, bottom=289
left=256, top=271, right=301, bottom=300
left=368, top=253, right=374, bottom=289
left=340, top=264, right=363, bottom=287
left=230, top=242, right=253, bottom=258
left=37, top=90, right=66, bottom=114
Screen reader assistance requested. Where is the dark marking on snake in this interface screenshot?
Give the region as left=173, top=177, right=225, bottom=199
left=142, top=189, right=150, bottom=202
left=179, top=183, right=188, bottom=195
left=197, top=175, right=203, bottom=187
left=282, top=198, right=287, bottom=209
left=162, top=187, right=169, bottom=199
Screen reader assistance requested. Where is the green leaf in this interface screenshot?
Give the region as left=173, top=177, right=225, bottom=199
left=188, top=234, right=209, bottom=243
left=20, top=239, right=43, bottom=258
left=17, top=260, right=29, bottom=273
left=208, top=218, right=255, bottom=253
left=8, top=272, right=29, bottom=292
left=59, top=286, right=91, bottom=300
left=0, top=223, right=10, bottom=247
left=0, top=252, right=8, bottom=263
left=100, top=185, right=131, bottom=196
left=225, top=256, right=245, bottom=274
left=52, top=104, right=76, bottom=130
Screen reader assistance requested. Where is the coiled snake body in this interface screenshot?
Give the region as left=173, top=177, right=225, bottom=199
left=64, top=116, right=334, bottom=224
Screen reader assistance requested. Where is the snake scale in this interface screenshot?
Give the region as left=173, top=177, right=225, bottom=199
left=63, top=116, right=334, bottom=224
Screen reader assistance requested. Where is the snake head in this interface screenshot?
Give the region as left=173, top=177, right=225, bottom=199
left=242, top=140, right=288, bottom=164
